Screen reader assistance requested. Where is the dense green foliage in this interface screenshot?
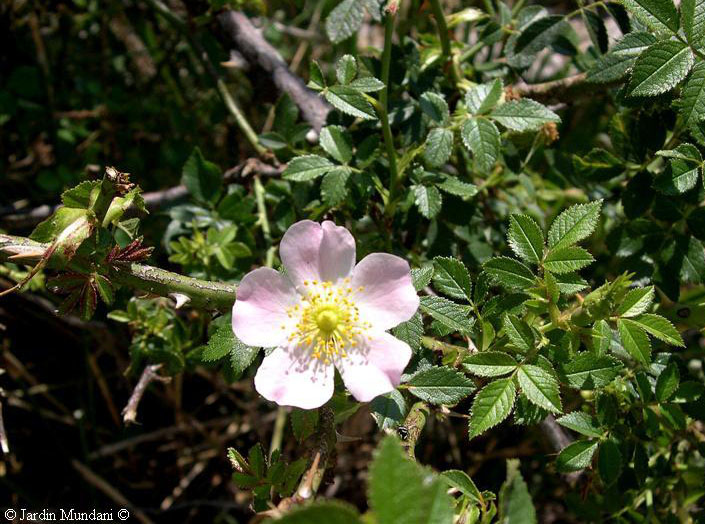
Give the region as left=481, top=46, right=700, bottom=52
left=2, top=0, right=705, bottom=522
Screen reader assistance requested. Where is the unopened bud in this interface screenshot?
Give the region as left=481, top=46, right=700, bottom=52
left=305, top=129, right=319, bottom=144
left=385, top=0, right=400, bottom=15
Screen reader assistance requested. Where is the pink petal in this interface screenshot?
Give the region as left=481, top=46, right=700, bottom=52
left=232, top=267, right=299, bottom=347
left=337, top=332, right=412, bottom=402
left=280, top=220, right=355, bottom=287
left=351, top=253, right=420, bottom=331
left=254, top=346, right=334, bottom=409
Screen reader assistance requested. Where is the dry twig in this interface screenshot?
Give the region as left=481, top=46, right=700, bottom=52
left=217, top=11, right=331, bottom=131
left=122, top=364, right=171, bottom=425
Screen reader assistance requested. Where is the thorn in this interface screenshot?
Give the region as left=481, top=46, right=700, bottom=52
left=169, top=293, right=191, bottom=309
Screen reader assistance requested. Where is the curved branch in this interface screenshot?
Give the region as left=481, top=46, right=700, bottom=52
left=0, top=234, right=236, bottom=311
left=216, top=10, right=331, bottom=131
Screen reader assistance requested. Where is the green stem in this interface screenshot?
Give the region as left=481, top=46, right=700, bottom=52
left=429, top=0, right=460, bottom=84
left=253, top=175, right=276, bottom=268
left=379, top=10, right=400, bottom=218
left=269, top=406, right=287, bottom=458
left=403, top=402, right=430, bottom=460
left=421, top=335, right=467, bottom=354
left=144, top=0, right=265, bottom=156
left=0, top=234, right=236, bottom=311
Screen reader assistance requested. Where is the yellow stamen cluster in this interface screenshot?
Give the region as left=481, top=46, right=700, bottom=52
left=283, top=278, right=370, bottom=364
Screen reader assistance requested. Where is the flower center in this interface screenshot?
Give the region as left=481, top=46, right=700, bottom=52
left=283, top=279, right=371, bottom=364
left=315, top=307, right=339, bottom=333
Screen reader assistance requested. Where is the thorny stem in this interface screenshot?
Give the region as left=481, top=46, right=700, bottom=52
left=0, top=234, right=237, bottom=311
left=122, top=364, right=171, bottom=425
left=296, top=407, right=336, bottom=499
left=144, top=0, right=266, bottom=156
left=403, top=402, right=430, bottom=460
left=379, top=10, right=401, bottom=218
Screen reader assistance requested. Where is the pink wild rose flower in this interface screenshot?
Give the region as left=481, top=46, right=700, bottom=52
left=232, top=220, right=419, bottom=409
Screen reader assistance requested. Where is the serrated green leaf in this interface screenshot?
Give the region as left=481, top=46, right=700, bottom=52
left=432, top=257, right=473, bottom=301
left=543, top=246, right=594, bottom=274
left=423, top=128, right=454, bottom=167
left=683, top=0, right=705, bottom=48
left=319, top=125, right=353, bottom=164
left=336, top=54, right=357, bottom=85
left=587, top=33, right=657, bottom=83
left=654, top=143, right=702, bottom=194
left=290, top=408, right=319, bottom=442
left=621, top=0, right=679, bottom=33
left=554, top=272, right=589, bottom=295
left=181, top=147, right=222, bottom=203
left=412, top=184, right=443, bottom=218
left=370, top=390, right=408, bottom=430
left=572, top=148, right=624, bottom=180
left=629, top=314, right=685, bottom=346
left=419, top=91, right=450, bottom=124
left=349, top=76, right=385, bottom=92
left=514, top=15, right=566, bottom=55
left=231, top=338, right=259, bottom=377
left=561, top=352, right=623, bottom=389
left=628, top=41, right=694, bottom=97
left=393, top=312, right=424, bottom=352
left=30, top=207, right=89, bottom=243
left=408, top=367, right=476, bottom=405
left=547, top=200, right=602, bottom=249
left=461, top=117, right=500, bottom=173
left=325, top=86, right=377, bottom=120
left=203, top=326, right=233, bottom=362
left=469, top=378, right=516, bottom=438
left=503, top=314, right=535, bottom=353
left=583, top=9, right=608, bottom=53
left=598, top=439, right=622, bottom=486
left=283, top=155, right=334, bottom=181
left=437, top=176, right=479, bottom=199
left=491, top=99, right=560, bottom=132
left=440, top=470, right=482, bottom=504
left=517, top=365, right=562, bottom=413
left=556, top=440, right=599, bottom=472
left=484, top=257, right=536, bottom=289
left=655, top=362, right=680, bottom=402
left=411, top=266, right=434, bottom=291
left=419, top=296, right=471, bottom=334
left=556, top=412, right=602, bottom=438
left=325, top=0, right=365, bottom=43
left=369, top=437, right=454, bottom=524
left=465, top=79, right=503, bottom=114
left=463, top=352, right=518, bottom=377
left=508, top=214, right=544, bottom=264
left=592, top=319, right=612, bottom=353
left=616, top=286, right=654, bottom=317
left=61, top=180, right=100, bottom=208
left=618, top=318, right=652, bottom=364
left=94, top=274, right=114, bottom=305
left=682, top=61, right=705, bottom=129
left=321, top=168, right=351, bottom=206
left=499, top=459, right=537, bottom=524
left=663, top=236, right=705, bottom=284
left=309, top=61, right=326, bottom=90
left=587, top=52, right=637, bottom=83
left=513, top=393, right=549, bottom=426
